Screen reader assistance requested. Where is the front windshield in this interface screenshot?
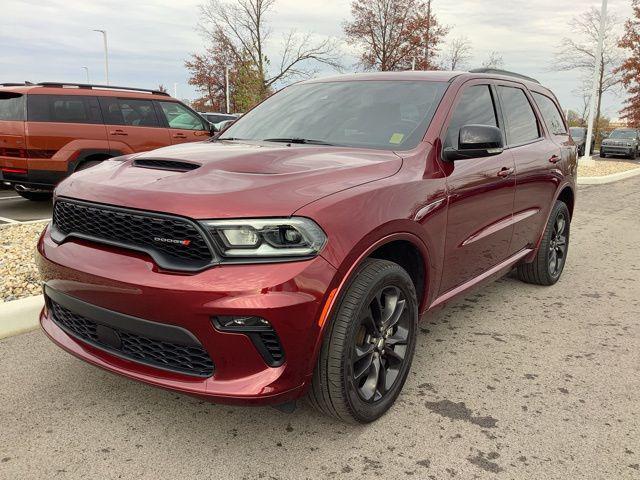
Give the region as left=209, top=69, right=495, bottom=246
left=219, top=80, right=448, bottom=151
left=609, top=129, right=637, bottom=139
left=569, top=127, right=584, bottom=140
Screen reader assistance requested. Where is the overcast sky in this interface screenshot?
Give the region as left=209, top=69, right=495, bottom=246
left=1, top=0, right=634, bottom=118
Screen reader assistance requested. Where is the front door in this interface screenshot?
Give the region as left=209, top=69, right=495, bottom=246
left=156, top=101, right=210, bottom=145
left=438, top=82, right=516, bottom=294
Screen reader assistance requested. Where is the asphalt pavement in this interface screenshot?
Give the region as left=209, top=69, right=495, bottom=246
left=0, top=189, right=52, bottom=224
left=1, top=177, right=639, bottom=479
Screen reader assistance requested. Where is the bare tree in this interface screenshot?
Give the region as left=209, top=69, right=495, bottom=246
left=197, top=0, right=341, bottom=96
left=552, top=7, right=622, bottom=140
left=481, top=51, right=504, bottom=69
left=445, top=36, right=472, bottom=70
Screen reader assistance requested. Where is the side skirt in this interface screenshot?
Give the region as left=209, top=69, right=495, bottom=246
left=428, top=248, right=533, bottom=311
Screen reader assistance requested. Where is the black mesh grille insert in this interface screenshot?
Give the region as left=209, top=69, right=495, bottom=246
left=52, top=199, right=214, bottom=270
left=132, top=159, right=200, bottom=172
left=50, top=300, right=214, bottom=377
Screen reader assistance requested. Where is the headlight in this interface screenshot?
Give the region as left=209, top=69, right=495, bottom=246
left=627, top=142, right=633, bottom=146
left=201, top=217, right=326, bottom=258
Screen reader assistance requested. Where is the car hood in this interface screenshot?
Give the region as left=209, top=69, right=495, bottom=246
left=56, top=141, right=402, bottom=218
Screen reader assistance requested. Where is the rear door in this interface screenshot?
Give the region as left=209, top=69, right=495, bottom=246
left=499, top=85, right=566, bottom=254
left=0, top=91, right=26, bottom=170
left=25, top=94, right=107, bottom=174
left=99, top=97, right=170, bottom=153
left=156, top=101, right=210, bottom=145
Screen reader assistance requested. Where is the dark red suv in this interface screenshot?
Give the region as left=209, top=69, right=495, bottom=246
left=36, top=70, right=576, bottom=423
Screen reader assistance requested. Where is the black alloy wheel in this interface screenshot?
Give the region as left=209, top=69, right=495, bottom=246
left=351, top=285, right=410, bottom=402
left=548, top=210, right=568, bottom=279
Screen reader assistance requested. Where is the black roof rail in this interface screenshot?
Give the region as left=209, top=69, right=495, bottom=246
left=0, top=82, right=35, bottom=87
left=35, top=82, right=171, bottom=96
left=469, top=68, right=541, bottom=84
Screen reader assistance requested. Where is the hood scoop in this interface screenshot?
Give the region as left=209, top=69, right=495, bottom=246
left=132, top=159, right=201, bottom=172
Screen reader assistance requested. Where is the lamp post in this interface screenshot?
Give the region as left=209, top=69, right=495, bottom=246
left=225, top=65, right=230, bottom=114
left=93, top=29, right=109, bottom=85
left=582, top=0, right=608, bottom=166
left=81, top=66, right=90, bottom=83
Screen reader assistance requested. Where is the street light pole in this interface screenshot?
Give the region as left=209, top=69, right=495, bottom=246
left=93, top=29, right=109, bottom=85
left=582, top=0, right=607, bottom=166
left=225, top=65, right=230, bottom=114
left=81, top=66, right=90, bottom=83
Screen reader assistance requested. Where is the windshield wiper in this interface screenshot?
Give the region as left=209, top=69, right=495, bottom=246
left=263, top=138, right=336, bottom=146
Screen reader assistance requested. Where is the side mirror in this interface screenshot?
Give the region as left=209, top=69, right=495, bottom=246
left=443, top=124, right=504, bottom=161
left=208, top=121, right=219, bottom=136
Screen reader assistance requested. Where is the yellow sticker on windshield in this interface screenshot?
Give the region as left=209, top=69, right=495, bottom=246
left=389, top=133, right=404, bottom=144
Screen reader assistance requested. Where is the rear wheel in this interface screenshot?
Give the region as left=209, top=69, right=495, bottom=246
left=16, top=190, right=52, bottom=201
left=517, top=201, right=570, bottom=286
left=308, top=258, right=418, bottom=423
left=76, top=159, right=103, bottom=171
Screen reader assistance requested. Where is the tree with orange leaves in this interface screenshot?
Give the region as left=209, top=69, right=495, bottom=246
left=344, top=0, right=449, bottom=71
left=618, top=0, right=640, bottom=128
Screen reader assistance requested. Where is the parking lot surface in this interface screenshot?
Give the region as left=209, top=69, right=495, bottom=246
left=0, top=189, right=52, bottom=224
left=1, top=177, right=639, bottom=480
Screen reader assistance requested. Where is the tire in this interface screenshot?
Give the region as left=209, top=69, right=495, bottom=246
left=517, top=201, right=570, bottom=286
left=308, top=258, right=418, bottom=423
left=600, top=150, right=606, bottom=158
left=75, top=159, right=103, bottom=171
left=16, top=190, right=52, bottom=201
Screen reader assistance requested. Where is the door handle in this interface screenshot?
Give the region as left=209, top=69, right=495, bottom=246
left=497, top=167, right=514, bottom=178
left=109, top=129, right=128, bottom=136
left=549, top=155, right=561, bottom=164
left=172, top=133, right=187, bottom=139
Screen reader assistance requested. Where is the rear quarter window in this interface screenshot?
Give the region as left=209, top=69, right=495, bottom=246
left=0, top=93, right=25, bottom=121
left=27, top=95, right=102, bottom=124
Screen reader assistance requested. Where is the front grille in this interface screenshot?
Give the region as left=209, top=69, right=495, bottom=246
left=132, top=159, right=200, bottom=172
left=50, top=300, right=215, bottom=377
left=52, top=199, right=215, bottom=271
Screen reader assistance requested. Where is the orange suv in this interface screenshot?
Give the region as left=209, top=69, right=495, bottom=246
left=0, top=82, right=212, bottom=200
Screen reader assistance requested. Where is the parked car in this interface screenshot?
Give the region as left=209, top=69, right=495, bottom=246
left=0, top=82, right=213, bottom=200
left=199, top=112, right=238, bottom=124
left=569, top=127, right=595, bottom=156
left=36, top=70, right=576, bottom=423
left=600, top=128, right=640, bottom=159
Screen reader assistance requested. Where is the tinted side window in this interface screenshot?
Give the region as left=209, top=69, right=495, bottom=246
left=98, top=97, right=124, bottom=124
left=445, top=85, right=497, bottom=149
left=98, top=98, right=159, bottom=127
left=497, top=86, right=539, bottom=145
left=28, top=95, right=101, bottom=124
left=0, top=93, right=25, bottom=121
left=532, top=92, right=566, bottom=135
left=158, top=102, right=205, bottom=130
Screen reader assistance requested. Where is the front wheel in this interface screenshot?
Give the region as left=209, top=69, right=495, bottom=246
left=517, top=201, right=570, bottom=286
left=308, top=258, right=418, bottom=423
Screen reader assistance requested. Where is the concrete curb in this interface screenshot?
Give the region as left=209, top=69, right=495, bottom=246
left=578, top=167, right=640, bottom=185
left=0, top=295, right=43, bottom=339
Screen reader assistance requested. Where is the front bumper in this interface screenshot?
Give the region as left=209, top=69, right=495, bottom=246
left=600, top=145, right=634, bottom=155
left=37, top=224, right=338, bottom=405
